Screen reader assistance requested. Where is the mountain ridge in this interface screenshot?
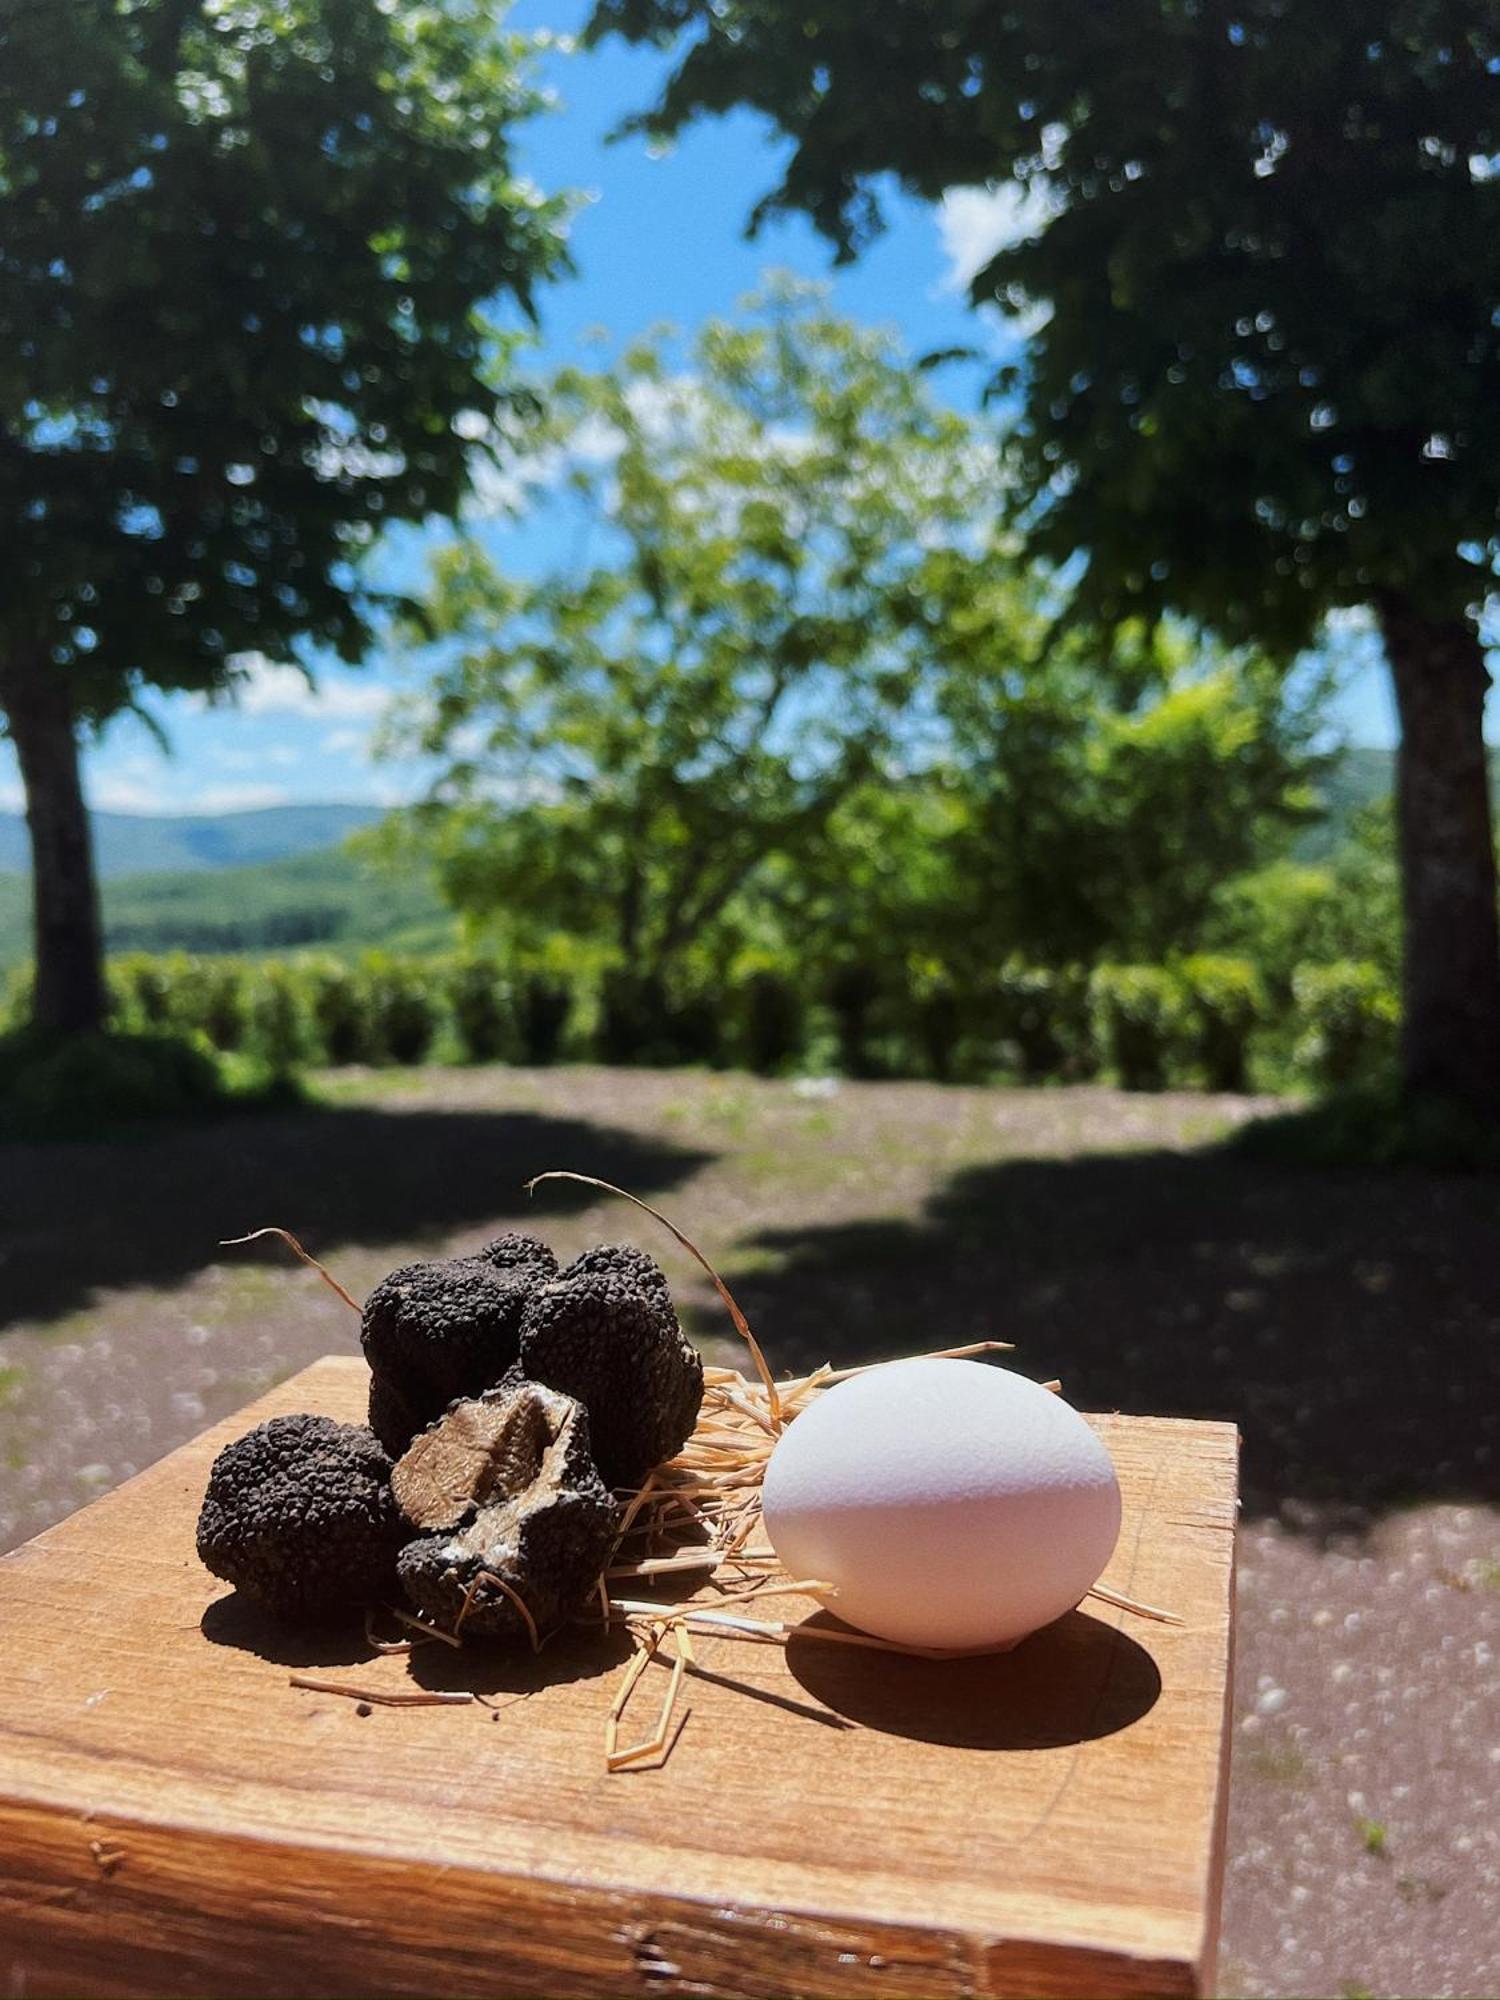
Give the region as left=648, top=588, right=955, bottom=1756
left=0, top=802, right=383, bottom=879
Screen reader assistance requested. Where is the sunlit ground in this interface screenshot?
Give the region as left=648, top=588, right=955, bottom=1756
left=2, top=1064, right=1496, bottom=1999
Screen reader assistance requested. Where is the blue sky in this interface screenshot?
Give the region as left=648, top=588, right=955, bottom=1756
left=1, top=0, right=1400, bottom=821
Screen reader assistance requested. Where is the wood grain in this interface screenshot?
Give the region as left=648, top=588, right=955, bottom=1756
left=0, top=1358, right=1237, bottom=1999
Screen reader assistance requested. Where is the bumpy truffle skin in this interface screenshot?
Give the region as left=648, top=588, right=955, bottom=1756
left=196, top=1414, right=405, bottom=1622
left=361, top=1237, right=557, bottom=1455
left=518, top=1247, right=703, bottom=1487
left=478, top=1231, right=558, bottom=1275
left=394, top=1382, right=619, bottom=1643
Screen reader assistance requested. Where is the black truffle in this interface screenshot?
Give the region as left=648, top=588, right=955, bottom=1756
left=196, top=1414, right=406, bottom=1622
left=393, top=1381, right=619, bottom=1643
left=361, top=1233, right=557, bottom=1454
left=518, top=1246, right=703, bottom=1487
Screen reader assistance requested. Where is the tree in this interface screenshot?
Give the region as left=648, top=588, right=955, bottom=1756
left=377, top=284, right=990, bottom=997
left=1, top=0, right=563, bottom=1035
left=762, top=615, right=1319, bottom=979
left=591, top=0, right=1500, bottom=1106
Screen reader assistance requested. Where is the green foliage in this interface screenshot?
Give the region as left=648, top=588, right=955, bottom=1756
left=0, top=1027, right=296, bottom=1140
left=34, top=943, right=1406, bottom=1103
left=988, top=961, right=1093, bottom=1083
left=444, top=956, right=511, bottom=1063
left=359, top=952, right=438, bottom=1066
left=515, top=973, right=571, bottom=1066
left=1090, top=965, right=1188, bottom=1091
left=1179, top=957, right=1264, bottom=1092
left=1292, top=963, right=1400, bottom=1091
left=0, top=0, right=566, bottom=728
left=739, top=970, right=805, bottom=1076
left=824, top=962, right=892, bottom=1081
left=593, top=0, right=1500, bottom=644
left=377, top=281, right=995, bottom=989
left=1212, top=807, right=1402, bottom=994
left=246, top=961, right=305, bottom=1071
left=109, top=952, right=177, bottom=1031
left=927, top=613, right=1323, bottom=968
left=302, top=959, right=376, bottom=1067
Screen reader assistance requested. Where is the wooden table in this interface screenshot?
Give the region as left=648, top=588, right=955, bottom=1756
left=0, top=1358, right=1237, bottom=1999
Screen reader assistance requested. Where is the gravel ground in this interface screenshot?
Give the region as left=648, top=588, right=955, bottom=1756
left=1, top=1064, right=1497, bottom=1998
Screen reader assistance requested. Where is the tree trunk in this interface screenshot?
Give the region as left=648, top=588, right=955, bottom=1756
left=0, top=653, right=107, bottom=1037
left=1376, top=592, right=1500, bottom=1109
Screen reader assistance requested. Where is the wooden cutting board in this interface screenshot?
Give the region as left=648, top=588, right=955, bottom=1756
left=0, top=1357, right=1237, bottom=1999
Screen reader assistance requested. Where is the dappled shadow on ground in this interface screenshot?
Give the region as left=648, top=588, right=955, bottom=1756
left=732, top=1144, right=1500, bottom=1528
left=0, top=1099, right=710, bottom=1332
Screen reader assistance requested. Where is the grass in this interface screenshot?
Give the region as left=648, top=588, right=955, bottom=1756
left=1356, top=1817, right=1390, bottom=1858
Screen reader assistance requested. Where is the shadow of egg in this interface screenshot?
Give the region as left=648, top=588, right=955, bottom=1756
left=784, top=1606, right=1162, bottom=1751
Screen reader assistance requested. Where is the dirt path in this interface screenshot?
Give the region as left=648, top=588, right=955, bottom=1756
left=2, top=1065, right=1496, bottom=1997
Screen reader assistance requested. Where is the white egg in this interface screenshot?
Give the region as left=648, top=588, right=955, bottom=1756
left=761, top=1357, right=1122, bottom=1651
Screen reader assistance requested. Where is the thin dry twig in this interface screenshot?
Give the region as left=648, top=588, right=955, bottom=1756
left=391, top=1607, right=464, bottom=1650
left=525, top=1171, right=783, bottom=1423
left=219, top=1227, right=362, bottom=1314
left=453, top=1568, right=542, bottom=1653
left=1085, top=1581, right=1184, bottom=1625
left=289, top=1675, right=473, bottom=1708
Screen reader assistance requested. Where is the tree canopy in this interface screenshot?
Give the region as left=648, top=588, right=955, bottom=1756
left=1, top=0, right=565, bottom=1031
left=588, top=0, right=1500, bottom=1104
left=382, top=286, right=1317, bottom=1000
left=592, top=0, right=1499, bottom=641
left=379, top=284, right=986, bottom=982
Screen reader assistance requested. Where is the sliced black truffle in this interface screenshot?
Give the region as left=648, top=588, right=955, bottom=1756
left=361, top=1233, right=557, bottom=1454
left=196, top=1413, right=405, bottom=1622
left=518, top=1245, right=703, bottom=1487
left=393, top=1381, right=619, bottom=1644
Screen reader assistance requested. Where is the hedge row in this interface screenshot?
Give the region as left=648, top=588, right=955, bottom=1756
left=0, top=951, right=1400, bottom=1093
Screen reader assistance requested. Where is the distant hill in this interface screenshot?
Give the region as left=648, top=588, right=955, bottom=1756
left=1298, top=747, right=1393, bottom=861
left=1298, top=745, right=1499, bottom=860
left=0, top=820, right=457, bottom=971
left=0, top=802, right=382, bottom=879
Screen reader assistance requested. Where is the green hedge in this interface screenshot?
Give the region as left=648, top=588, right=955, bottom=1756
left=3, top=950, right=1402, bottom=1094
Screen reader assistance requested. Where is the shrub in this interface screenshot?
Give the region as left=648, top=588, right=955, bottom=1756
left=1179, top=955, right=1264, bottom=1092
left=597, top=969, right=666, bottom=1066
left=0, top=1026, right=298, bottom=1140
left=740, top=969, right=805, bottom=1075
left=988, top=961, right=1094, bottom=1082
left=910, top=974, right=964, bottom=1082
left=445, top=955, right=511, bottom=1062
left=516, top=973, right=571, bottom=1065
left=109, top=952, right=179, bottom=1032
left=1291, top=960, right=1399, bottom=1091
left=1, top=964, right=33, bottom=1033
left=663, top=988, right=723, bottom=1067
left=246, top=961, right=306, bottom=1070
left=1090, top=964, right=1189, bottom=1090
left=302, top=959, right=375, bottom=1065
left=825, top=962, right=887, bottom=1079
left=360, top=953, right=437, bottom=1065
left=178, top=959, right=250, bottom=1051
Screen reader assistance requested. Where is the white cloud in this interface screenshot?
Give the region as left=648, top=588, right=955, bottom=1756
left=321, top=726, right=372, bottom=756
left=937, top=183, right=1056, bottom=293
left=222, top=653, right=390, bottom=721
